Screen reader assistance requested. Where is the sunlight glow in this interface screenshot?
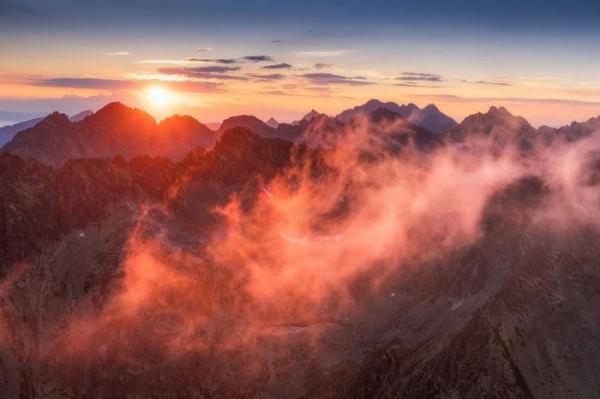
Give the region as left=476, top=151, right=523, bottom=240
left=145, top=86, right=174, bottom=109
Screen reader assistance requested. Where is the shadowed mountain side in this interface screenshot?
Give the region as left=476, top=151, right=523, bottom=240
left=337, top=99, right=457, bottom=133
left=0, top=102, right=217, bottom=167
left=0, top=127, right=319, bottom=269
left=444, top=106, right=539, bottom=153
left=0, top=110, right=93, bottom=147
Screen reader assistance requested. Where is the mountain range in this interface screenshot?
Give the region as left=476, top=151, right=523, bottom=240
left=2, top=100, right=596, bottom=168
left=1, top=100, right=600, bottom=398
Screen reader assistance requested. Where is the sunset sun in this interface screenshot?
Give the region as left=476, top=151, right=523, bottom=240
left=145, top=86, right=174, bottom=109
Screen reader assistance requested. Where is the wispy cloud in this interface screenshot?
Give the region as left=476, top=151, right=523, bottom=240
left=247, top=73, right=285, bottom=81
left=243, top=55, right=273, bottom=62
left=473, top=80, right=512, bottom=87
left=33, top=78, right=135, bottom=90
left=29, top=77, right=222, bottom=92
left=177, top=66, right=239, bottom=73
left=314, top=63, right=333, bottom=69
left=397, top=72, right=442, bottom=82
left=416, top=93, right=600, bottom=105
left=104, top=51, right=130, bottom=56
left=186, top=57, right=238, bottom=64
left=137, top=59, right=189, bottom=65
left=263, top=63, right=292, bottom=69
left=196, top=47, right=213, bottom=52
left=157, top=66, right=247, bottom=81
left=295, top=50, right=351, bottom=57
left=300, top=73, right=372, bottom=86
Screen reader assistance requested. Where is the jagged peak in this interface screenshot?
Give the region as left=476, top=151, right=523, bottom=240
left=486, top=105, right=513, bottom=118
left=265, top=117, right=279, bottom=128
left=423, top=103, right=440, bottom=112
left=39, top=111, right=71, bottom=126
left=365, top=99, right=385, bottom=106
left=302, top=109, right=322, bottom=121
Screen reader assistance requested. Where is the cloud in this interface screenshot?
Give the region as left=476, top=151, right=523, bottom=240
left=165, top=66, right=239, bottom=73
left=243, top=55, right=273, bottom=62
left=33, top=78, right=135, bottom=90
left=295, top=50, right=351, bottom=57
left=196, top=47, right=213, bottom=52
left=157, top=66, right=248, bottom=81
left=314, top=63, right=333, bottom=69
left=272, top=40, right=283, bottom=43
left=260, top=89, right=293, bottom=96
left=137, top=59, right=189, bottom=65
left=248, top=73, right=286, bottom=81
left=30, top=77, right=222, bottom=92
left=104, top=51, right=130, bottom=56
left=474, top=80, right=512, bottom=87
left=300, top=73, right=373, bottom=86
left=186, top=57, right=238, bottom=64
left=416, top=94, right=600, bottom=106
left=263, top=63, right=292, bottom=70
left=165, top=80, right=223, bottom=92
left=397, top=72, right=442, bottom=82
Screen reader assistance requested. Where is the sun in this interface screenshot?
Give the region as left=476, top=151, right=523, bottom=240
left=145, top=86, right=174, bottom=109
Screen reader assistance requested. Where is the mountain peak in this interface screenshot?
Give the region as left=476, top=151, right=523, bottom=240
left=160, top=114, right=202, bottom=128
left=365, top=99, right=385, bottom=107
left=337, top=99, right=455, bottom=132
left=265, top=117, right=279, bottom=128
left=219, top=115, right=274, bottom=137
left=88, top=102, right=156, bottom=128
left=302, top=109, right=322, bottom=122
left=486, top=105, right=512, bottom=118
left=96, top=101, right=130, bottom=115
left=69, top=110, right=93, bottom=122
left=40, top=111, right=71, bottom=127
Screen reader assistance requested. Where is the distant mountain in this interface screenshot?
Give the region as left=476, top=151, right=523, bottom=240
left=1, top=102, right=216, bottom=167
left=265, top=117, right=279, bottom=128
left=540, top=115, right=600, bottom=142
left=336, top=99, right=457, bottom=133
left=345, top=107, right=439, bottom=152
left=0, top=117, right=44, bottom=147
left=219, top=115, right=274, bottom=137
left=69, top=109, right=93, bottom=122
left=290, top=109, right=324, bottom=125
left=0, top=110, right=95, bottom=147
left=446, top=106, right=537, bottom=151
left=216, top=107, right=437, bottom=151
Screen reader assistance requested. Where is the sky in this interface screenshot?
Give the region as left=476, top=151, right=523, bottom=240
left=1, top=0, right=600, bottom=126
